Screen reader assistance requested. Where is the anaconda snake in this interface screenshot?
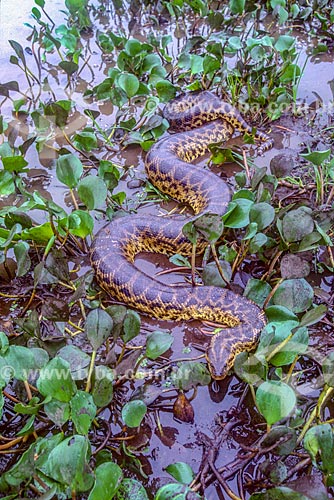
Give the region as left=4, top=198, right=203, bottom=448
left=91, top=91, right=273, bottom=379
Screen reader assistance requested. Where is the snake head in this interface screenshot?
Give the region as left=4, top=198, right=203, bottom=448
left=206, top=328, right=259, bottom=380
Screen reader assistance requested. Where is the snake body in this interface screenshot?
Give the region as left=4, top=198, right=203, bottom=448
left=91, top=91, right=273, bottom=379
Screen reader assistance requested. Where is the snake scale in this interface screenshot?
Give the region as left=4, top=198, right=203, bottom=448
left=90, top=91, right=273, bottom=379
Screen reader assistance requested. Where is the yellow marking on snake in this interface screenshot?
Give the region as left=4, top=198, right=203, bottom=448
left=90, top=91, right=273, bottom=379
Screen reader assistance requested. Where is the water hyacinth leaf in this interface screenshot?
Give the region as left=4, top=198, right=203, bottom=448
left=193, top=213, right=224, bottom=243
left=68, top=210, right=94, bottom=237
left=154, top=483, right=202, bottom=500
left=171, top=362, right=211, bottom=391
left=256, top=380, right=296, bottom=425
left=322, top=352, right=334, bottom=387
left=202, top=260, right=232, bottom=287
left=156, top=80, right=177, bottom=102
left=70, top=391, right=97, bottom=435
left=300, top=149, right=331, bottom=166
left=13, top=241, right=31, bottom=276
left=0, top=331, right=9, bottom=353
left=250, top=487, right=310, bottom=499
left=57, top=345, right=90, bottom=380
left=223, top=198, right=253, bottom=228
left=243, top=222, right=258, bottom=240
left=165, top=462, right=194, bottom=485
left=282, top=207, right=314, bottom=242
left=41, top=435, right=94, bottom=492
left=114, top=478, right=149, bottom=500
left=59, top=60, right=78, bottom=76
left=280, top=254, right=310, bottom=279
left=304, top=424, right=334, bottom=476
left=169, top=254, right=191, bottom=267
left=56, top=153, right=83, bottom=188
left=86, top=308, right=114, bottom=351
left=299, top=304, right=327, bottom=328
left=37, top=357, right=77, bottom=402
left=77, top=175, right=108, bottom=210
left=0, top=345, right=37, bottom=381
left=265, top=305, right=298, bottom=323
left=118, top=73, right=140, bottom=98
left=182, top=220, right=198, bottom=245
left=122, top=309, right=141, bottom=343
left=122, top=400, right=147, bottom=427
left=0, top=170, right=15, bottom=195
left=270, top=326, right=309, bottom=367
left=92, top=365, right=114, bottom=407
left=249, top=232, right=268, bottom=253
left=244, top=278, right=272, bottom=308
left=88, top=462, right=123, bottom=500
left=273, top=278, right=314, bottom=313
left=146, top=331, right=174, bottom=360
left=249, top=202, right=275, bottom=230
left=44, top=400, right=71, bottom=427
left=234, top=351, right=267, bottom=385
left=2, top=155, right=28, bottom=172
left=21, top=222, right=54, bottom=244
left=261, top=426, right=297, bottom=456
left=73, top=129, right=98, bottom=152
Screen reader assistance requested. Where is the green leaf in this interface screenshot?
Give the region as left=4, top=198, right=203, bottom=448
left=122, top=309, right=141, bottom=343
left=256, top=380, right=296, bottom=425
left=146, top=331, right=174, bottom=360
left=154, top=483, right=202, bottom=500
left=121, top=400, right=147, bottom=427
left=77, top=175, right=108, bottom=210
left=86, top=308, right=113, bottom=351
left=234, top=351, right=267, bottom=385
left=156, top=80, right=177, bottom=102
left=249, top=202, right=275, bottom=230
left=322, top=352, right=334, bottom=387
left=229, top=0, right=245, bottom=15
left=59, top=60, right=79, bottom=76
left=265, top=305, right=298, bottom=323
left=73, top=129, right=98, bottom=152
left=40, top=435, right=94, bottom=492
left=299, top=304, right=327, bottom=327
left=202, top=260, right=232, bottom=288
left=115, top=478, right=149, bottom=500
left=304, top=424, right=334, bottom=475
left=0, top=170, right=15, bottom=195
left=68, top=210, right=94, bottom=237
left=261, top=426, right=297, bottom=456
left=2, top=155, right=28, bottom=172
left=274, top=35, right=295, bottom=53
left=273, top=278, right=314, bottom=313
left=37, top=357, right=77, bottom=402
left=282, top=207, right=314, bottom=242
left=118, top=73, right=140, bottom=98
left=88, top=462, right=123, bottom=500
left=44, top=400, right=71, bottom=427
left=56, top=153, right=83, bottom=188
left=244, top=278, right=272, bottom=308
left=223, top=198, right=254, bottom=228
left=194, top=213, right=224, bottom=243
left=92, top=365, right=114, bottom=407
left=70, top=391, right=97, bottom=435
left=300, top=149, right=331, bottom=167
left=171, top=362, right=211, bottom=391
left=13, top=241, right=31, bottom=276
left=165, top=462, right=194, bottom=485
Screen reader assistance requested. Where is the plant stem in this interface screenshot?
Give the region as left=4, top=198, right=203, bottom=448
left=85, top=350, right=96, bottom=392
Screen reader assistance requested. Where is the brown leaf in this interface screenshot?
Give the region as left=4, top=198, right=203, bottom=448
left=173, top=392, right=194, bottom=423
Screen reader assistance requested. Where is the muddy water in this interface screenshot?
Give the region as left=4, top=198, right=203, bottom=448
left=1, top=0, right=334, bottom=495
